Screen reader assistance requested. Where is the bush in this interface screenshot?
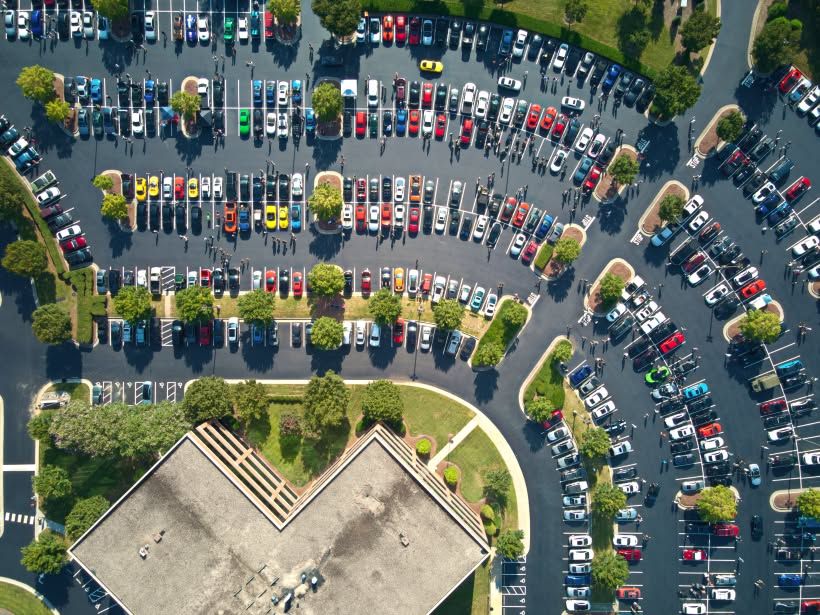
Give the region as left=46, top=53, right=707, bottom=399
left=716, top=110, right=745, bottom=143
left=474, top=300, right=527, bottom=366
left=767, top=0, right=788, bottom=20
left=533, top=243, right=554, bottom=271
left=443, top=465, right=459, bottom=488
left=415, top=438, right=431, bottom=456
left=279, top=412, right=302, bottom=438
left=480, top=504, right=495, bottom=521
left=598, top=272, right=625, bottom=308
left=553, top=340, right=573, bottom=363
left=483, top=521, right=497, bottom=537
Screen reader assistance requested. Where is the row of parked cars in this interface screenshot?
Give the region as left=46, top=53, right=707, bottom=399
left=775, top=65, right=820, bottom=134
left=3, top=8, right=109, bottom=41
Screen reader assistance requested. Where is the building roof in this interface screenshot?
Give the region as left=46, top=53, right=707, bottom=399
left=69, top=425, right=488, bottom=615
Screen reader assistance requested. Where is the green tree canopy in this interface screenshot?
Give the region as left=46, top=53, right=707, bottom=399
left=591, top=549, right=630, bottom=590
left=553, top=238, right=581, bottom=264
left=564, top=0, right=588, bottom=27
left=312, top=82, right=343, bottom=122
left=118, top=400, right=191, bottom=459
left=65, top=495, right=109, bottom=541
left=496, top=529, right=525, bottom=559
left=578, top=427, right=611, bottom=459
left=473, top=342, right=504, bottom=366
left=32, top=304, right=72, bottom=344
left=753, top=16, right=802, bottom=73
left=2, top=240, right=48, bottom=277
left=232, top=380, right=270, bottom=424
left=113, top=285, right=152, bottom=323
left=94, top=0, right=129, bottom=20
left=552, top=340, right=573, bottom=363
left=680, top=9, right=722, bottom=52
left=361, top=379, right=404, bottom=425
left=17, top=65, right=56, bottom=104
left=501, top=301, right=528, bottom=328
left=308, top=263, right=345, bottom=297
left=368, top=288, right=402, bottom=325
left=0, top=172, right=27, bottom=221
left=92, top=174, right=114, bottom=191
left=308, top=183, right=344, bottom=222
left=599, top=273, right=625, bottom=307
left=739, top=310, right=782, bottom=343
left=268, top=0, right=300, bottom=24
left=175, top=285, right=214, bottom=323
left=170, top=90, right=201, bottom=122
left=237, top=288, right=275, bottom=324
left=303, top=371, right=350, bottom=436
left=483, top=468, right=512, bottom=505
left=28, top=410, right=54, bottom=441
left=33, top=465, right=73, bottom=502
left=697, top=485, right=737, bottom=522
left=591, top=482, right=627, bottom=519
left=21, top=531, right=67, bottom=575
left=797, top=488, right=820, bottom=519
left=652, top=64, right=702, bottom=119
left=525, top=398, right=556, bottom=423
left=716, top=110, right=745, bottom=143
left=311, top=316, right=344, bottom=350
left=432, top=299, right=464, bottom=331
left=658, top=194, right=685, bottom=224
left=182, top=376, right=233, bottom=423
left=101, top=193, right=128, bottom=219
left=45, top=98, right=71, bottom=124
left=312, top=0, right=361, bottom=37
left=608, top=154, right=640, bottom=186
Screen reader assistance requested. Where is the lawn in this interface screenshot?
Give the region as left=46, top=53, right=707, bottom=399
left=433, top=558, right=491, bottom=615
left=473, top=300, right=525, bottom=364
left=523, top=351, right=566, bottom=408
left=788, top=0, right=819, bottom=79
left=0, top=582, right=53, bottom=615
left=46, top=381, right=89, bottom=402
left=533, top=243, right=554, bottom=271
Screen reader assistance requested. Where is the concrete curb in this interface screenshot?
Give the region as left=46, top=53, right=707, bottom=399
left=0, top=395, right=4, bottom=539
left=594, top=145, right=637, bottom=205
left=637, top=180, right=690, bottom=237
left=694, top=104, right=742, bottom=158
left=747, top=0, right=766, bottom=70
left=770, top=488, right=803, bottom=512
left=517, top=336, right=574, bottom=419
left=699, top=0, right=722, bottom=77
left=468, top=296, right=532, bottom=370
left=583, top=258, right=636, bottom=314
left=179, top=77, right=201, bottom=139
left=722, top=300, right=784, bottom=342
left=0, top=577, right=59, bottom=614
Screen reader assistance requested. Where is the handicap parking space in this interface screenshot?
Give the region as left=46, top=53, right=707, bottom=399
left=501, top=556, right=527, bottom=613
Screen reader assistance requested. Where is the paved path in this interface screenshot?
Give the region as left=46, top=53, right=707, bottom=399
left=427, top=416, right=479, bottom=471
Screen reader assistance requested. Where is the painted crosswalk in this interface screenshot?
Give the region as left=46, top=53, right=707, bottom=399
left=4, top=512, right=36, bottom=525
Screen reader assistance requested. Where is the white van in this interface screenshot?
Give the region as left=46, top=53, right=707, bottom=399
left=367, top=79, right=379, bottom=108
left=342, top=321, right=352, bottom=346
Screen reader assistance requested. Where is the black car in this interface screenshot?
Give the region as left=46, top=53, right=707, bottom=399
left=769, top=453, right=797, bottom=468
left=733, top=162, right=757, bottom=185
left=409, top=81, right=421, bottom=108
left=459, top=215, right=473, bottom=240
left=659, top=397, right=687, bottom=414
left=65, top=248, right=93, bottom=267
left=486, top=222, right=502, bottom=248
left=589, top=58, right=609, bottom=88
left=343, top=269, right=353, bottom=294
left=162, top=203, right=173, bottom=230
left=184, top=322, right=197, bottom=346
left=623, top=78, right=645, bottom=107
left=635, top=84, right=656, bottom=113
left=212, top=269, right=225, bottom=295
left=613, top=467, right=637, bottom=481
left=435, top=83, right=448, bottom=110
left=171, top=320, right=184, bottom=346
left=750, top=515, right=763, bottom=539
left=448, top=20, right=461, bottom=48
left=278, top=174, right=290, bottom=200
left=614, top=72, right=633, bottom=99
left=598, top=142, right=617, bottom=166
left=627, top=337, right=652, bottom=358
left=382, top=176, right=392, bottom=201
left=292, top=322, right=302, bottom=347
left=149, top=202, right=160, bottom=230
left=673, top=453, right=695, bottom=467
left=461, top=21, right=475, bottom=48
left=382, top=110, right=392, bottom=136
left=488, top=94, right=501, bottom=121
left=190, top=205, right=202, bottom=231
left=448, top=209, right=461, bottom=235
left=253, top=109, right=263, bottom=137
left=748, top=136, right=774, bottom=161
left=692, top=410, right=718, bottom=427
left=671, top=439, right=695, bottom=454
left=47, top=213, right=74, bottom=231
left=343, top=111, right=352, bottom=137
left=705, top=462, right=732, bottom=477
left=764, top=413, right=792, bottom=429
left=632, top=348, right=658, bottom=371
left=435, top=18, right=448, bottom=46
left=460, top=336, right=476, bottom=360
left=565, top=47, right=582, bottom=75
left=121, top=173, right=134, bottom=199
left=603, top=420, right=626, bottom=437
left=609, top=315, right=635, bottom=340
left=158, top=81, right=169, bottom=105
left=644, top=482, right=660, bottom=505
left=527, top=34, right=542, bottom=61
left=58, top=13, right=70, bottom=38
left=422, top=205, right=434, bottom=232
left=116, top=81, right=129, bottom=107
left=212, top=319, right=224, bottom=347
left=649, top=320, right=677, bottom=343
left=277, top=267, right=289, bottom=293
left=687, top=396, right=713, bottom=414
left=175, top=204, right=186, bottom=232
left=476, top=24, right=489, bottom=51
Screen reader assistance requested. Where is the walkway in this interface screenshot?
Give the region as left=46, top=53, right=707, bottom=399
left=427, top=416, right=479, bottom=471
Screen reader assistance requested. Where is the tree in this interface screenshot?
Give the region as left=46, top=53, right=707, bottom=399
left=361, top=379, right=404, bottom=425
left=591, top=482, right=627, bottom=519
left=45, top=98, right=71, bottom=124
left=2, top=240, right=48, bottom=277
left=473, top=342, right=504, bottom=366
left=182, top=376, right=232, bottom=423
left=33, top=465, right=72, bottom=501
left=496, top=529, right=525, bottom=559
left=32, top=304, right=72, bottom=344
left=739, top=310, right=782, bottom=343
left=237, top=289, right=275, bottom=324
left=312, top=0, right=361, bottom=38
left=28, top=410, right=54, bottom=441
left=553, top=340, right=573, bottom=363
left=308, top=184, right=344, bottom=222
left=553, top=238, right=581, bottom=264
left=651, top=64, right=702, bottom=119
left=307, top=263, right=344, bottom=297
left=565, top=0, right=588, bottom=27
left=120, top=401, right=190, bottom=459
left=20, top=531, right=67, bottom=575
left=578, top=427, right=611, bottom=459
left=608, top=154, right=639, bottom=186
left=312, top=82, right=343, bottom=122
left=268, top=0, right=300, bottom=24
left=302, top=371, right=350, bottom=436
left=797, top=488, right=820, bottom=519
left=170, top=90, right=201, bottom=122
left=16, top=65, right=56, bottom=104
left=101, top=193, right=128, bottom=219
left=525, top=398, right=555, bottom=423
left=113, top=285, right=152, bottom=323
left=697, top=485, right=737, bottom=522
left=368, top=288, right=402, bottom=325
left=483, top=468, right=512, bottom=504
left=680, top=9, right=722, bottom=53
left=716, top=110, right=745, bottom=143
left=599, top=273, right=625, bottom=307
left=65, top=496, right=109, bottom=541
left=311, top=316, right=344, bottom=350
left=501, top=301, right=528, bottom=328
left=753, top=16, right=802, bottom=73
left=94, top=0, right=129, bottom=20
left=232, top=380, right=270, bottom=424
left=658, top=194, right=685, bottom=224
left=175, top=285, right=214, bottom=322
left=92, top=174, right=114, bottom=191
left=591, top=550, right=630, bottom=590
left=0, top=173, right=27, bottom=221
left=432, top=299, right=464, bottom=331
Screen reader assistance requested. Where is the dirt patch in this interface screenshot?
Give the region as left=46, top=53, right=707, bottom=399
left=641, top=182, right=688, bottom=234
left=405, top=433, right=437, bottom=459
left=594, top=148, right=638, bottom=203
left=696, top=106, right=741, bottom=157
left=812, top=280, right=820, bottom=297
left=317, top=173, right=341, bottom=191
left=773, top=492, right=798, bottom=510
left=677, top=493, right=701, bottom=509
left=562, top=226, right=584, bottom=244
left=103, top=170, right=122, bottom=195
left=589, top=262, right=632, bottom=313
left=317, top=117, right=341, bottom=137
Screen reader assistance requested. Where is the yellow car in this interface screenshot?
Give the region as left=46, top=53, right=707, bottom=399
left=394, top=267, right=405, bottom=293
left=419, top=60, right=443, bottom=74
left=148, top=175, right=159, bottom=198
left=188, top=177, right=198, bottom=200
left=265, top=203, right=277, bottom=230
left=278, top=205, right=289, bottom=230
left=135, top=177, right=147, bottom=202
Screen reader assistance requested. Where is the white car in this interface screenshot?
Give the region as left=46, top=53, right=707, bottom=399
left=421, top=110, right=434, bottom=138
left=368, top=322, right=380, bottom=347
left=687, top=263, right=713, bottom=286
left=36, top=187, right=61, bottom=206
left=277, top=113, right=288, bottom=139
left=748, top=463, right=762, bottom=486
left=639, top=311, right=667, bottom=335
left=419, top=325, right=432, bottom=351
left=613, top=534, right=639, bottom=547
left=499, top=97, right=515, bottom=124
left=131, top=110, right=144, bottom=136
left=369, top=17, right=380, bottom=43
left=421, top=18, right=433, bottom=45
left=136, top=269, right=147, bottom=288
left=473, top=215, right=488, bottom=240
left=703, top=450, right=729, bottom=464
left=547, top=426, right=569, bottom=442
left=768, top=426, right=793, bottom=442
left=731, top=266, right=758, bottom=288
left=804, top=452, right=820, bottom=466
left=664, top=412, right=689, bottom=428
left=682, top=194, right=703, bottom=217
left=55, top=225, right=82, bottom=241
left=431, top=276, right=446, bottom=304
left=197, top=15, right=209, bottom=43
left=162, top=176, right=173, bottom=200
left=569, top=563, right=591, bottom=574
left=355, top=320, right=366, bottom=347
left=609, top=441, right=632, bottom=457
left=484, top=293, right=498, bottom=318
left=606, top=303, right=627, bottom=323
left=237, top=16, right=249, bottom=41
left=553, top=43, right=568, bottom=71
left=797, top=85, right=820, bottom=114
left=615, top=507, right=637, bottom=521
left=265, top=112, right=276, bottom=136
left=792, top=236, right=819, bottom=257
left=512, top=29, right=527, bottom=57
left=461, top=83, right=477, bottom=115
left=551, top=439, right=575, bottom=457
left=341, top=204, right=353, bottom=230
left=550, top=148, right=568, bottom=174
left=356, top=18, right=366, bottom=43
left=4, top=10, right=15, bottom=38
left=569, top=534, right=592, bottom=547
left=197, top=78, right=209, bottom=96
left=681, top=480, right=704, bottom=494
left=618, top=481, right=640, bottom=495
left=634, top=301, right=659, bottom=322
left=752, top=182, right=777, bottom=204
left=575, top=127, right=594, bottom=153
left=710, top=589, right=735, bottom=601
left=252, top=270, right=262, bottom=290
left=566, top=587, right=590, bottom=599
left=291, top=173, right=303, bottom=199
left=434, top=208, right=447, bottom=233
left=510, top=233, right=527, bottom=258
left=82, top=11, right=94, bottom=39
left=704, top=283, right=731, bottom=306
left=569, top=549, right=593, bottom=562
left=368, top=205, right=379, bottom=233
left=70, top=11, right=82, bottom=37
left=144, top=10, right=156, bottom=41
left=212, top=177, right=223, bottom=200
left=563, top=494, right=586, bottom=507
left=587, top=133, right=607, bottom=158
left=591, top=401, right=616, bottom=422
left=564, top=509, right=587, bottom=522
left=670, top=425, right=695, bottom=441
left=187, top=270, right=198, bottom=288
left=557, top=453, right=580, bottom=469
left=497, top=76, right=522, bottom=93
left=277, top=81, right=289, bottom=106
left=688, top=210, right=709, bottom=233
left=475, top=91, right=490, bottom=119
left=342, top=321, right=352, bottom=346
left=566, top=600, right=591, bottom=612
left=201, top=176, right=211, bottom=199
left=700, top=437, right=724, bottom=451
left=394, top=204, right=405, bottom=230
left=17, top=11, right=29, bottom=40
left=394, top=177, right=406, bottom=202
left=682, top=605, right=706, bottom=615
left=561, top=96, right=585, bottom=112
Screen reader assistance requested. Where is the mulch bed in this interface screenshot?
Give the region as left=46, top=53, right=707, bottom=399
left=317, top=118, right=341, bottom=137
left=317, top=174, right=341, bottom=191
left=813, top=281, right=820, bottom=296
left=773, top=493, right=798, bottom=510
left=103, top=170, right=122, bottom=195
left=677, top=493, right=701, bottom=508
left=697, top=108, right=739, bottom=156
left=589, top=262, right=632, bottom=313
left=543, top=226, right=584, bottom=278
left=641, top=183, right=687, bottom=234
left=726, top=302, right=783, bottom=339
left=594, top=148, right=638, bottom=202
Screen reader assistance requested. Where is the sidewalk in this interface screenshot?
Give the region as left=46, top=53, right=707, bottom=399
left=427, top=417, right=479, bottom=471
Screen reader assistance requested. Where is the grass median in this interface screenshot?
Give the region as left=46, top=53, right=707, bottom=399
left=0, top=581, right=53, bottom=615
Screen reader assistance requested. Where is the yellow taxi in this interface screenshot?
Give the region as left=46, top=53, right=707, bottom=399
left=278, top=205, right=289, bottom=230
left=148, top=175, right=159, bottom=198
left=135, top=176, right=147, bottom=202
left=188, top=177, right=198, bottom=200
left=265, top=203, right=277, bottom=230
left=419, top=60, right=444, bottom=74
left=394, top=267, right=405, bottom=293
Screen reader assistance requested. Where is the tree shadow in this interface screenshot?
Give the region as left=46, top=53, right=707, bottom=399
left=616, top=7, right=651, bottom=59
left=300, top=419, right=351, bottom=477
left=649, top=0, right=666, bottom=40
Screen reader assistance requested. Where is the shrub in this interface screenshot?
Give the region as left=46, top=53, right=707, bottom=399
left=480, top=504, right=495, bottom=521
left=415, top=438, right=432, bottom=456
left=767, top=0, right=788, bottom=20
left=279, top=412, right=302, bottom=438
left=483, top=521, right=497, bottom=537
left=443, top=466, right=459, bottom=488
left=553, top=340, right=573, bottom=363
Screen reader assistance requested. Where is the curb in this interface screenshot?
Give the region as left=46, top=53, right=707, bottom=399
left=694, top=104, right=742, bottom=158
left=594, top=145, right=637, bottom=205
left=583, top=258, right=636, bottom=314
left=0, top=577, right=59, bottom=614
left=637, top=180, right=690, bottom=237
left=698, top=0, right=722, bottom=77
left=770, top=488, right=803, bottom=512
left=517, top=336, right=574, bottom=419
left=179, top=77, right=201, bottom=140
left=746, top=0, right=766, bottom=70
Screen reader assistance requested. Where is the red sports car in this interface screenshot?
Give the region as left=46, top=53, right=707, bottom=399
left=583, top=166, right=602, bottom=193
left=381, top=203, right=392, bottom=227
left=512, top=201, right=530, bottom=227
left=760, top=398, right=787, bottom=415
left=712, top=523, right=739, bottom=537
left=659, top=331, right=685, bottom=355
left=409, top=110, right=420, bottom=136
left=682, top=549, right=707, bottom=561
left=422, top=82, right=433, bottom=108
left=60, top=236, right=88, bottom=253
left=617, top=549, right=642, bottom=562
left=698, top=423, right=722, bottom=438
left=356, top=111, right=366, bottom=137
left=395, top=15, right=407, bottom=44
left=526, top=104, right=541, bottom=131
left=408, top=16, right=421, bottom=45
left=785, top=177, right=811, bottom=202
left=740, top=279, right=766, bottom=299
left=499, top=197, right=516, bottom=222
left=198, top=322, right=211, bottom=346
left=521, top=240, right=538, bottom=265
left=551, top=113, right=568, bottom=140
left=356, top=177, right=367, bottom=202
left=682, top=252, right=706, bottom=274
left=200, top=268, right=211, bottom=287
left=408, top=206, right=420, bottom=234
left=223, top=202, right=237, bottom=234
left=382, top=15, right=393, bottom=43
left=361, top=269, right=372, bottom=295
left=293, top=272, right=303, bottom=297
left=435, top=113, right=446, bottom=139
left=540, top=106, right=557, bottom=133
left=616, top=587, right=641, bottom=600
left=355, top=204, right=367, bottom=231
left=393, top=318, right=405, bottom=344
left=265, top=270, right=276, bottom=292
left=174, top=176, right=185, bottom=200
left=460, top=118, right=474, bottom=145
left=779, top=67, right=802, bottom=94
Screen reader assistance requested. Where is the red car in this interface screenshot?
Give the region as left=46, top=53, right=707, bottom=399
left=540, top=106, right=557, bottom=133
left=760, top=398, right=787, bottom=415
left=460, top=118, right=474, bottom=145
left=174, top=176, right=185, bottom=200
left=265, top=270, right=276, bottom=292
left=541, top=409, right=564, bottom=429
left=60, top=236, right=88, bottom=253
left=382, top=15, right=393, bottom=43
left=409, top=110, right=420, bottom=136
left=583, top=166, right=602, bottom=193
left=200, top=268, right=211, bottom=287
left=223, top=202, right=237, bottom=234
left=521, top=240, right=538, bottom=265
left=779, top=67, right=802, bottom=94
left=264, top=13, right=274, bottom=39
left=381, top=203, right=392, bottom=227
left=356, top=177, right=367, bottom=202
left=698, top=423, right=722, bottom=438
left=198, top=322, right=211, bottom=346
left=355, top=204, right=366, bottom=231
left=551, top=114, right=568, bottom=140
left=712, top=523, right=739, bottom=537
left=682, top=251, right=706, bottom=274
left=785, top=176, right=811, bottom=202
left=499, top=197, right=516, bottom=222
left=740, top=279, right=766, bottom=299
left=616, top=587, right=641, bottom=600
left=393, top=318, right=405, bottom=344
left=293, top=272, right=303, bottom=297
left=617, top=549, right=642, bottom=562
left=422, top=82, right=433, bottom=108
left=526, top=104, right=541, bottom=131
left=395, top=15, right=407, bottom=44
left=802, top=600, right=820, bottom=613
left=408, top=16, right=421, bottom=45
left=408, top=206, right=420, bottom=233
left=356, top=111, right=366, bottom=138
left=421, top=273, right=432, bottom=294
left=682, top=549, right=707, bottom=561
left=435, top=113, right=446, bottom=139
left=361, top=269, right=372, bottom=295
left=512, top=201, right=530, bottom=227
left=659, top=331, right=685, bottom=355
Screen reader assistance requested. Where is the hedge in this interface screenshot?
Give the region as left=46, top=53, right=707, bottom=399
left=67, top=269, right=105, bottom=345
left=360, top=0, right=657, bottom=78
left=533, top=244, right=554, bottom=271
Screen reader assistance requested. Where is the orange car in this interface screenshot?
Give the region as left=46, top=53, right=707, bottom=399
left=409, top=175, right=422, bottom=203
left=512, top=201, right=530, bottom=227
left=223, top=201, right=237, bottom=234
left=540, top=106, right=557, bottom=133
left=382, top=15, right=394, bottom=43
left=381, top=203, right=392, bottom=227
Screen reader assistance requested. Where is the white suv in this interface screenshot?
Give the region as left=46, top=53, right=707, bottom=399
left=461, top=83, right=476, bottom=115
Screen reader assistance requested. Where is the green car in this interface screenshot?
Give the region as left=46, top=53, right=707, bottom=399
left=369, top=112, right=378, bottom=137
left=223, top=17, right=235, bottom=43
left=645, top=365, right=670, bottom=384
left=239, top=109, right=250, bottom=137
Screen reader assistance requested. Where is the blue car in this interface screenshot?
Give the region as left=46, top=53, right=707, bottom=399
left=305, top=108, right=315, bottom=133
left=90, top=79, right=102, bottom=104
left=569, top=365, right=593, bottom=387
left=534, top=214, right=554, bottom=240
left=755, top=192, right=782, bottom=215
left=185, top=14, right=196, bottom=43
left=15, top=148, right=40, bottom=171
left=31, top=10, right=42, bottom=38
left=768, top=203, right=792, bottom=224
left=252, top=80, right=262, bottom=106
left=291, top=80, right=302, bottom=104
left=396, top=108, right=407, bottom=136
left=683, top=383, right=709, bottom=399
left=266, top=81, right=275, bottom=106
left=499, top=29, right=513, bottom=55
left=778, top=573, right=802, bottom=587
left=98, top=16, right=109, bottom=40
left=144, top=80, right=155, bottom=104
left=565, top=575, right=591, bottom=587
left=650, top=222, right=681, bottom=247
left=573, top=157, right=594, bottom=184
left=238, top=208, right=250, bottom=233
left=602, top=64, right=622, bottom=92
left=291, top=204, right=301, bottom=231
left=75, top=75, right=88, bottom=101
left=102, top=107, right=114, bottom=134
left=776, top=359, right=803, bottom=377
left=78, top=108, right=89, bottom=137
left=252, top=323, right=264, bottom=345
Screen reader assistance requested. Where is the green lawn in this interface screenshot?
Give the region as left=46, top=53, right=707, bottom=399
left=433, top=558, right=491, bottom=615
left=46, top=381, right=89, bottom=402
left=0, top=582, right=53, bottom=615
left=788, top=0, right=819, bottom=79
left=523, top=351, right=566, bottom=408
left=533, top=243, right=554, bottom=271
left=473, top=300, right=525, bottom=365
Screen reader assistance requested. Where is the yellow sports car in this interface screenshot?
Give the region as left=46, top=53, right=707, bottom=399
left=148, top=175, right=159, bottom=198
left=394, top=267, right=405, bottom=293
left=265, top=203, right=277, bottom=230
left=136, top=177, right=147, bottom=202
left=419, top=60, right=443, bottom=74
left=188, top=177, right=198, bottom=200
left=278, top=205, right=289, bottom=230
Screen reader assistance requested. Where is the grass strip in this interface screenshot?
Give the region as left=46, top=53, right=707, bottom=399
left=0, top=581, right=53, bottom=615
left=533, top=243, right=553, bottom=272
left=523, top=351, right=565, bottom=408
left=473, top=300, right=524, bottom=361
